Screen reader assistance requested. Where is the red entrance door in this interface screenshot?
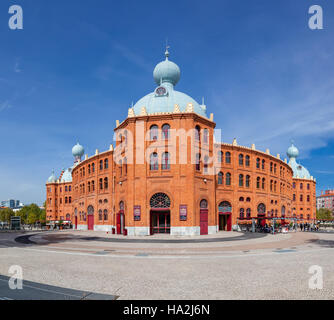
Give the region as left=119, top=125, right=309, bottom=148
left=116, top=211, right=124, bottom=234
left=219, top=213, right=232, bottom=231
left=150, top=211, right=170, bottom=234
left=87, top=215, right=94, bottom=230
left=200, top=209, right=208, bottom=235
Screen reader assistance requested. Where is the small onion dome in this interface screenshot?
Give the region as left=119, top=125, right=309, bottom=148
left=153, top=48, right=180, bottom=86
left=287, top=143, right=299, bottom=159
left=61, top=167, right=72, bottom=183
left=47, top=170, right=57, bottom=183
left=72, top=142, right=84, bottom=158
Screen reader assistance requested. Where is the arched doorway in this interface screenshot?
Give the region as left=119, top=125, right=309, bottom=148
left=87, top=205, right=94, bottom=230
left=257, top=203, right=266, bottom=227
left=200, top=199, right=208, bottom=235
left=218, top=201, right=232, bottom=231
left=150, top=193, right=171, bottom=234
left=116, top=201, right=125, bottom=234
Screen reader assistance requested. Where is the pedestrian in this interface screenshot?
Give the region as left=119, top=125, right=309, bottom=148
left=300, top=223, right=303, bottom=231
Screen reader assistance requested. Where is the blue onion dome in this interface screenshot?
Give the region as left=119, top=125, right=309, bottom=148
left=131, top=48, right=207, bottom=118
left=287, top=142, right=311, bottom=179
left=287, top=143, right=299, bottom=159
left=72, top=142, right=84, bottom=158
left=47, top=170, right=57, bottom=183
left=153, top=48, right=180, bottom=86
left=60, top=167, right=73, bottom=183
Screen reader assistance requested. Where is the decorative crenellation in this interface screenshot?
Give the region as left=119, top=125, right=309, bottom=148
left=173, top=104, right=181, bottom=113
left=128, top=108, right=135, bottom=118
left=185, top=103, right=194, bottom=113
left=140, top=107, right=148, bottom=116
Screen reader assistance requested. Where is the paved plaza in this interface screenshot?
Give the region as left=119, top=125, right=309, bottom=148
left=0, top=230, right=334, bottom=300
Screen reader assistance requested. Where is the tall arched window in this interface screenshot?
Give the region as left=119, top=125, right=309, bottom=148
left=239, top=208, right=245, bottom=219
left=203, top=129, right=209, bottom=144
left=150, top=152, right=158, bottom=171
left=225, top=152, right=231, bottom=164
left=262, top=159, right=265, bottom=170
left=88, top=164, right=91, bottom=174
left=246, top=175, right=250, bottom=188
left=239, top=154, right=244, bottom=166
left=104, top=159, right=108, bottom=169
left=99, top=178, right=103, bottom=190
left=218, top=151, right=223, bottom=164
left=88, top=181, right=91, bottom=192
left=162, top=124, right=170, bottom=140
left=239, top=174, right=244, bottom=187
left=226, top=172, right=231, bottom=186
left=119, top=201, right=125, bottom=211
left=92, top=163, right=95, bottom=172
left=203, top=156, right=209, bottom=174
left=104, top=177, right=108, bottom=189
left=124, top=157, right=127, bottom=175
left=245, top=155, right=250, bottom=167
left=218, top=172, right=223, bottom=185
left=196, top=153, right=201, bottom=171
left=150, top=125, right=158, bottom=141
left=246, top=208, right=251, bottom=219
left=98, top=210, right=103, bottom=221
left=256, top=177, right=260, bottom=189
left=92, top=180, right=95, bottom=191
left=99, top=160, right=103, bottom=170
left=262, top=178, right=265, bottom=190
left=162, top=152, right=170, bottom=170
left=195, top=125, right=201, bottom=141
left=103, top=209, right=108, bottom=220
left=256, top=158, right=260, bottom=169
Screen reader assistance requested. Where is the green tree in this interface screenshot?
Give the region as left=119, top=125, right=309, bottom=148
left=0, top=208, right=14, bottom=223
left=316, top=208, right=333, bottom=220
left=17, top=204, right=43, bottom=225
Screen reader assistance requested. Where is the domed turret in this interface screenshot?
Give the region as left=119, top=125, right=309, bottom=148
left=287, top=143, right=299, bottom=159
left=72, top=142, right=84, bottom=161
left=153, top=48, right=180, bottom=86
left=47, top=170, right=57, bottom=183
left=287, top=142, right=311, bottom=179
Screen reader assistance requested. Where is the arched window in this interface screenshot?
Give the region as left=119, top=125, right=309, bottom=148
left=239, top=154, right=244, bottom=166
left=103, top=209, right=108, bottom=220
left=92, top=180, right=95, bottom=191
left=262, top=178, right=265, bottom=190
left=300, top=194, right=303, bottom=202
left=293, top=194, right=296, bottom=201
left=99, top=160, right=103, bottom=170
left=246, top=175, right=250, bottom=188
left=225, top=152, right=231, bottom=164
left=104, top=177, right=108, bottom=189
left=150, top=125, right=158, bottom=141
left=196, top=153, right=201, bottom=171
left=162, top=124, right=170, bottom=140
left=88, top=164, right=91, bottom=174
left=87, top=205, right=94, bottom=215
left=239, top=208, right=245, bottom=219
left=275, top=209, right=278, bottom=217
left=104, top=159, right=108, bottom=169
left=119, top=201, right=125, bottom=211
left=88, top=181, right=91, bottom=192
left=195, top=125, right=201, bottom=141
left=256, top=177, right=260, bottom=189
left=246, top=208, right=251, bottom=219
left=246, top=197, right=251, bottom=202
left=162, top=152, right=170, bottom=170
left=239, top=174, right=244, bottom=187
left=256, top=158, right=260, bottom=169
left=99, top=178, right=103, bottom=190
left=262, top=159, right=265, bottom=170
left=245, top=155, right=250, bottom=167
left=150, top=193, right=171, bottom=208
left=124, top=157, right=127, bottom=175
left=239, top=197, right=244, bottom=202
left=281, top=206, right=286, bottom=217
left=200, top=199, right=208, bottom=209
left=98, top=210, right=103, bottom=221
left=92, top=163, right=95, bottom=172
left=218, top=151, right=223, bottom=164
left=257, top=203, right=266, bottom=214
left=69, top=197, right=71, bottom=204
left=270, top=162, right=273, bottom=172
left=150, top=152, right=158, bottom=171
left=203, top=156, right=209, bottom=174
left=226, top=172, right=231, bottom=186
left=203, top=129, right=209, bottom=144
left=218, top=201, right=232, bottom=213
left=65, top=197, right=68, bottom=204
left=218, top=172, right=223, bottom=185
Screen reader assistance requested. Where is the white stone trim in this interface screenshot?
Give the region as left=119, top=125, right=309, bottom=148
left=94, top=225, right=114, bottom=232
left=126, top=227, right=150, bottom=236
left=208, top=225, right=218, bottom=234
left=77, top=224, right=88, bottom=231
left=171, top=226, right=200, bottom=236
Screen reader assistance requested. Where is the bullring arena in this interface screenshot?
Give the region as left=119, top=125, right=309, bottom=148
left=45, top=49, right=316, bottom=236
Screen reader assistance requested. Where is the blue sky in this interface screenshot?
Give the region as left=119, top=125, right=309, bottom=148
left=0, top=0, right=333, bottom=205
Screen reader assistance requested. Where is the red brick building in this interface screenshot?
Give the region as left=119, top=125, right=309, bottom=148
left=46, top=50, right=316, bottom=235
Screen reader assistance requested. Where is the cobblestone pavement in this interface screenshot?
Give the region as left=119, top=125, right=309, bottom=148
left=0, top=230, right=333, bottom=299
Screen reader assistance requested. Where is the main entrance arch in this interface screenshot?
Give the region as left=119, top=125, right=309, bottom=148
left=218, top=201, right=232, bottom=231
left=150, top=193, right=171, bottom=234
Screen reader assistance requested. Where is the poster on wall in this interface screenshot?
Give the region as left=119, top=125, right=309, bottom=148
left=179, top=205, right=187, bottom=221
left=134, top=205, right=141, bottom=221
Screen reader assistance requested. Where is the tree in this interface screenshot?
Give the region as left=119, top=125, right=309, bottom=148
left=316, top=208, right=333, bottom=220
left=0, top=208, right=14, bottom=223
left=16, top=204, right=44, bottom=225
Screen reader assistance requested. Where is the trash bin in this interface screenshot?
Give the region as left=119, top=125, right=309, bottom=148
left=123, top=228, right=127, bottom=236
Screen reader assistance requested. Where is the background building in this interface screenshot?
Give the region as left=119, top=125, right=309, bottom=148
left=0, top=200, right=24, bottom=209
left=46, top=50, right=317, bottom=235
left=317, top=190, right=334, bottom=214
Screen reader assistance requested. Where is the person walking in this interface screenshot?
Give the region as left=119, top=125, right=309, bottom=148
left=300, top=223, right=303, bottom=231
